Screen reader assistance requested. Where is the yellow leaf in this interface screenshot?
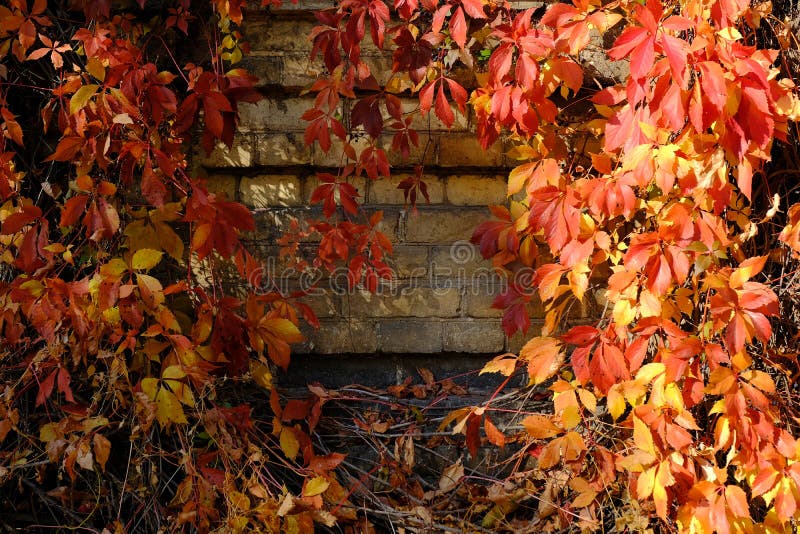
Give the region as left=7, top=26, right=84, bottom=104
left=638, top=289, right=661, bottom=317
left=637, top=465, right=656, bottom=499
left=508, top=162, right=536, bottom=196
left=70, top=84, right=99, bottom=115
left=567, top=267, right=588, bottom=301
left=560, top=405, right=581, bottom=430
left=303, top=476, right=330, bottom=497
left=260, top=318, right=304, bottom=343
left=19, top=279, right=44, bottom=297
left=480, top=353, right=518, bottom=376
left=607, top=385, right=626, bottom=421
left=250, top=360, right=273, bottom=390
left=86, top=57, right=106, bottom=81
left=100, top=258, right=128, bottom=277
left=577, top=389, right=597, bottom=413
left=164, top=379, right=194, bottom=406
left=162, top=365, right=185, bottom=380
left=653, top=461, right=675, bottom=518
left=137, top=274, right=165, bottom=308
left=131, top=248, right=163, bottom=270
left=714, top=416, right=732, bottom=451
left=39, top=422, right=60, bottom=443
left=742, top=369, right=775, bottom=393
left=280, top=427, right=299, bottom=460
left=154, top=221, right=184, bottom=260
left=228, top=491, right=251, bottom=511
left=717, top=27, right=742, bottom=40
left=155, top=387, right=187, bottom=425
left=613, top=299, right=636, bottom=326
left=141, top=377, right=160, bottom=401
left=635, top=362, right=666, bottom=384
left=633, top=415, right=657, bottom=457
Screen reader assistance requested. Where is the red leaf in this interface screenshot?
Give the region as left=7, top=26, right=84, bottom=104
left=460, top=0, right=487, bottom=18
left=466, top=413, right=481, bottom=458
left=450, top=7, right=467, bottom=49
left=445, top=78, right=467, bottom=111
left=2, top=205, right=42, bottom=235
left=282, top=399, right=310, bottom=421
left=57, top=368, right=75, bottom=403
left=60, top=195, right=89, bottom=228
left=142, top=159, right=168, bottom=208
left=561, top=325, right=599, bottom=346
left=351, top=96, right=383, bottom=138
left=15, top=226, right=43, bottom=272
left=434, top=83, right=455, bottom=128
left=608, top=27, right=649, bottom=61
left=629, top=35, right=655, bottom=79
left=419, top=81, right=435, bottom=114
left=309, top=452, right=346, bottom=474
left=36, top=370, right=57, bottom=407
left=660, top=34, right=688, bottom=88
left=488, top=42, right=513, bottom=84
left=203, top=93, right=231, bottom=140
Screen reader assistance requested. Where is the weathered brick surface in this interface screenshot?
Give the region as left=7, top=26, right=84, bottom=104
left=378, top=320, right=443, bottom=353
left=385, top=246, right=428, bottom=278
left=463, top=287, right=504, bottom=318
left=311, top=136, right=374, bottom=168
left=405, top=99, right=470, bottom=132
left=298, top=291, right=339, bottom=318
left=343, top=287, right=460, bottom=318
left=239, top=55, right=283, bottom=87
left=196, top=9, right=560, bottom=359
left=403, top=208, right=488, bottom=243
left=256, top=133, right=312, bottom=165
left=443, top=320, right=505, bottom=353
left=430, top=243, right=494, bottom=278
left=445, top=175, right=507, bottom=205
left=241, top=175, right=303, bottom=207
left=438, top=135, right=505, bottom=167
left=297, top=320, right=379, bottom=354
left=239, top=97, right=318, bottom=131
left=506, top=323, right=543, bottom=353
left=205, top=175, right=238, bottom=199
left=282, top=54, right=326, bottom=87
left=199, top=136, right=254, bottom=168
left=243, top=18, right=318, bottom=52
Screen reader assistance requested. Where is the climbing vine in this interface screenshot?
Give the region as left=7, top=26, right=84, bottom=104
left=1, top=0, right=800, bottom=531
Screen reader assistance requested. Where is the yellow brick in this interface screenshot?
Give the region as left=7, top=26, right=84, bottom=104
left=240, top=175, right=303, bottom=207
left=446, top=175, right=507, bottom=205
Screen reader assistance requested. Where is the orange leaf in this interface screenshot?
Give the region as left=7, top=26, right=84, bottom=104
left=484, top=416, right=505, bottom=448
left=522, top=414, right=562, bottom=439
left=519, top=336, right=564, bottom=384
left=93, top=434, right=111, bottom=471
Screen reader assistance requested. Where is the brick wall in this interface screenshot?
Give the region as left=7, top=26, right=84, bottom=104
left=194, top=4, right=595, bottom=359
